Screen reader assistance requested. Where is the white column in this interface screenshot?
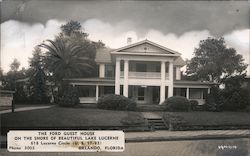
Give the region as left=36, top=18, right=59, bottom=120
left=186, top=87, right=190, bottom=99
left=176, top=66, right=181, bottom=80
left=99, top=64, right=105, bottom=78
left=160, top=61, right=166, bottom=104
left=123, top=60, right=129, bottom=97
left=115, top=59, right=120, bottom=95
left=208, top=88, right=211, bottom=94
left=95, top=85, right=99, bottom=101
left=168, top=61, right=174, bottom=97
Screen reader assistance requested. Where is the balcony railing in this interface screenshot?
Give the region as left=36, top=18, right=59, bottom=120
left=120, top=71, right=169, bottom=79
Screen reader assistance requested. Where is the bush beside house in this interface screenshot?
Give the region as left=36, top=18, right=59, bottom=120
left=97, top=94, right=137, bottom=111
left=162, top=96, right=190, bottom=112
left=189, top=100, right=199, bottom=111
left=57, top=85, right=80, bottom=107
left=205, top=86, right=223, bottom=112
left=221, top=88, right=250, bottom=111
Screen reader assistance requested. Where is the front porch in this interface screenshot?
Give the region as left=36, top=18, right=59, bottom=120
left=67, top=78, right=214, bottom=105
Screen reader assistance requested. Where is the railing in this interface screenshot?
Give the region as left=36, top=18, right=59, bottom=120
left=120, top=71, right=169, bottom=79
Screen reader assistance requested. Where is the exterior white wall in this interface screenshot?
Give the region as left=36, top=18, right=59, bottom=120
left=123, top=60, right=129, bottom=97
left=113, top=54, right=175, bottom=104
left=115, top=60, right=121, bottom=94
left=176, top=66, right=181, bottom=80
left=168, top=61, right=174, bottom=98
left=99, top=64, right=105, bottom=78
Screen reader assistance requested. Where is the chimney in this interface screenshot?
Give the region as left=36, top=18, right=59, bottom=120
left=127, top=37, right=132, bottom=45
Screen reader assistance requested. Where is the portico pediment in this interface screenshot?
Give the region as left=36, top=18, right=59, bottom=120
left=114, top=40, right=180, bottom=56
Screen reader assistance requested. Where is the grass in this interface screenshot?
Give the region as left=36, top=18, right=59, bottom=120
left=163, top=111, right=250, bottom=130
left=1, top=106, right=145, bottom=135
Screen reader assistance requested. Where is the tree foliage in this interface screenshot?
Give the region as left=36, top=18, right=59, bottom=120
left=186, top=37, right=247, bottom=83
left=2, top=59, right=26, bottom=91
left=28, top=46, right=49, bottom=104
left=40, top=37, right=94, bottom=83
left=60, top=20, right=88, bottom=38
left=220, top=74, right=250, bottom=110
left=10, top=58, right=21, bottom=72
left=40, top=20, right=105, bottom=84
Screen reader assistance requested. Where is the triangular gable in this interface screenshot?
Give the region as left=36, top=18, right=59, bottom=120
left=115, top=40, right=181, bottom=55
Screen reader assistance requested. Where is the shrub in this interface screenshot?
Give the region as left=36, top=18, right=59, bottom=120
left=189, top=100, right=199, bottom=111
left=163, top=113, right=186, bottom=131
left=221, top=88, right=250, bottom=111
left=121, top=112, right=145, bottom=125
left=97, top=94, right=137, bottom=111
left=57, top=85, right=79, bottom=107
left=162, top=96, right=190, bottom=112
left=220, top=75, right=250, bottom=111
left=205, top=86, right=223, bottom=112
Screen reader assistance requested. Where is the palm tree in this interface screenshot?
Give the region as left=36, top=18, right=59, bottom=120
left=39, top=37, right=94, bottom=83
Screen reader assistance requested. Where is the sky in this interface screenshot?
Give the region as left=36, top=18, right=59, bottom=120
left=1, top=0, right=250, bottom=74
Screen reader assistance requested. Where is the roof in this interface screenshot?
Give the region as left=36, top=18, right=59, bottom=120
left=95, top=47, right=113, bottom=63
left=174, top=80, right=218, bottom=85
left=65, top=77, right=115, bottom=86
left=174, top=57, right=186, bottom=67
left=95, top=40, right=186, bottom=65
left=65, top=77, right=115, bottom=82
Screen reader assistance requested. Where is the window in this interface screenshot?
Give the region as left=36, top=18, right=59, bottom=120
left=77, top=86, right=95, bottom=97
left=155, top=64, right=161, bottom=72
left=138, top=87, right=145, bottom=101
left=104, top=86, right=115, bottom=94
left=189, top=88, right=203, bottom=99
left=165, top=63, right=169, bottom=73
left=136, top=63, right=146, bottom=72
left=105, top=65, right=114, bottom=77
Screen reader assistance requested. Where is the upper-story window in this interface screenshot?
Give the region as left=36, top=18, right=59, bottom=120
left=165, top=63, right=169, bottom=73
left=136, top=63, right=147, bottom=72
left=105, top=65, right=114, bottom=78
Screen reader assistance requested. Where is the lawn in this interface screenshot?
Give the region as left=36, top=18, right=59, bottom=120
left=163, top=111, right=250, bottom=130
left=1, top=106, right=146, bottom=135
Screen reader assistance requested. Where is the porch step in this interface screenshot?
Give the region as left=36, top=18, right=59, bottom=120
left=147, top=118, right=168, bottom=130
left=137, top=105, right=165, bottom=112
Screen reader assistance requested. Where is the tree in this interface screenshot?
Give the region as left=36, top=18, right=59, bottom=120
left=10, top=58, right=20, bottom=72
left=60, top=20, right=88, bottom=38
left=186, top=37, right=247, bottom=83
left=28, top=46, right=49, bottom=104
left=37, top=20, right=106, bottom=105
left=40, top=20, right=105, bottom=83
left=40, top=36, right=94, bottom=84
left=220, top=74, right=250, bottom=110
left=2, top=59, right=23, bottom=90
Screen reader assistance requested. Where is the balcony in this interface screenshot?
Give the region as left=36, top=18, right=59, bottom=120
left=120, top=71, right=169, bottom=79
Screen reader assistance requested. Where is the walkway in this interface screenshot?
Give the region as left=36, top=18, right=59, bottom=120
left=142, top=112, right=163, bottom=119
left=0, top=105, right=54, bottom=114
left=126, top=129, right=250, bottom=142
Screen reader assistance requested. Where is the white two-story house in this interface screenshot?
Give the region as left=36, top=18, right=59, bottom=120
left=67, top=39, right=216, bottom=105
